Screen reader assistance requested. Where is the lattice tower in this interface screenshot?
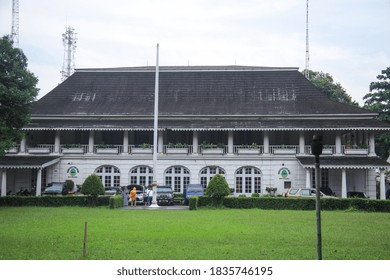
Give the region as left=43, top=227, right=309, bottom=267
left=61, top=26, right=77, bottom=81
left=304, top=0, right=310, bottom=79
left=11, top=0, right=19, bottom=47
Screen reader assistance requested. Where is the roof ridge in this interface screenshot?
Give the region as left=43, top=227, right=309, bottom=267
left=75, top=65, right=299, bottom=72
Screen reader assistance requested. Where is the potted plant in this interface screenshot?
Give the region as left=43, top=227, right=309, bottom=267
left=166, top=142, right=189, bottom=154
left=131, top=143, right=153, bottom=154
left=62, top=144, right=85, bottom=154
left=96, top=144, right=118, bottom=154
left=237, top=143, right=260, bottom=154
left=200, top=141, right=224, bottom=155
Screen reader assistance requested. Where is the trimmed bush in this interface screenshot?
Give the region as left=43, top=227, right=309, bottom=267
left=0, top=195, right=110, bottom=207
left=109, top=195, right=124, bottom=209
left=193, top=196, right=390, bottom=212
left=205, top=174, right=230, bottom=206
left=189, top=196, right=198, bottom=210
left=80, top=174, right=105, bottom=206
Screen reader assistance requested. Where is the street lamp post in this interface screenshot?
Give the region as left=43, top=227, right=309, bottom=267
left=311, top=134, right=323, bottom=260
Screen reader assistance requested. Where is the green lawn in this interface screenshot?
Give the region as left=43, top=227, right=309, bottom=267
left=0, top=207, right=389, bottom=260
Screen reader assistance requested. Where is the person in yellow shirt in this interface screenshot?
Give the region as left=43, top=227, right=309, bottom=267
left=129, top=187, right=137, bottom=207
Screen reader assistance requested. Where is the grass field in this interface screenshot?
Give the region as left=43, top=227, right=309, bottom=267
left=0, top=207, right=389, bottom=260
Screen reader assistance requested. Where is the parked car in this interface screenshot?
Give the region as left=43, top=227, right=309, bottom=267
left=104, top=187, right=122, bottom=196
left=320, top=187, right=336, bottom=197
left=126, top=184, right=146, bottom=204
left=156, top=185, right=174, bottom=205
left=183, top=184, right=204, bottom=205
left=285, top=187, right=331, bottom=198
left=42, top=182, right=67, bottom=195
left=347, top=191, right=368, bottom=198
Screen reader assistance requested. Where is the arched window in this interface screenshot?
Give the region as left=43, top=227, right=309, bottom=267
left=199, top=166, right=226, bottom=189
left=235, top=166, right=262, bottom=194
left=129, top=166, right=153, bottom=186
left=95, top=165, right=121, bottom=187
left=164, top=166, right=190, bottom=193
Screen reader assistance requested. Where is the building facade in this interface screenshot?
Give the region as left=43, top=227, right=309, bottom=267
left=1, top=66, right=389, bottom=199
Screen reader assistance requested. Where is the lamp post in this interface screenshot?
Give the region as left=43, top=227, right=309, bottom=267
left=311, top=134, right=323, bottom=260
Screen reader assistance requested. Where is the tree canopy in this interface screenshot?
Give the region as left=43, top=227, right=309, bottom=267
left=363, top=67, right=390, bottom=160
left=303, top=70, right=358, bottom=106
left=0, top=35, right=38, bottom=156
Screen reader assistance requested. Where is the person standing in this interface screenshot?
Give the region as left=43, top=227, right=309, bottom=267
left=147, top=187, right=153, bottom=206
left=129, top=187, right=137, bottom=207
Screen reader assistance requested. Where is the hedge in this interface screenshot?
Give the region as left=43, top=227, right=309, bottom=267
left=190, top=196, right=390, bottom=212
left=0, top=195, right=111, bottom=207
left=109, top=195, right=124, bottom=209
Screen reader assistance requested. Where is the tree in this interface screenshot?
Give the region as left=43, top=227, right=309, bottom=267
left=363, top=67, right=390, bottom=160
left=0, top=35, right=38, bottom=156
left=303, top=70, right=358, bottom=106
left=81, top=174, right=105, bottom=196
left=205, top=174, right=230, bottom=206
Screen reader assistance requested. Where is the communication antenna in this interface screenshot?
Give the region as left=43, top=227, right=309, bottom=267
left=61, top=26, right=77, bottom=81
left=11, top=0, right=19, bottom=47
left=304, top=0, right=310, bottom=79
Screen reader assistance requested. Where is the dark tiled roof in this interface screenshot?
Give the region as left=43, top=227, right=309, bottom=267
left=297, top=156, right=390, bottom=169
left=32, top=66, right=373, bottom=117
left=24, top=118, right=390, bottom=131
left=0, top=156, right=60, bottom=169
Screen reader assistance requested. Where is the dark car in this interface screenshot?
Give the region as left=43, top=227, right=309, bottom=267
left=42, top=182, right=67, bottom=195
left=320, top=187, right=336, bottom=197
left=347, top=191, right=368, bottom=198
left=126, top=184, right=146, bottom=204
left=156, top=185, right=174, bottom=205
left=183, top=184, right=204, bottom=205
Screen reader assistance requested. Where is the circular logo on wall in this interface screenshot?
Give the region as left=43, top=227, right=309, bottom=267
left=67, top=166, right=79, bottom=178
left=278, top=167, right=291, bottom=179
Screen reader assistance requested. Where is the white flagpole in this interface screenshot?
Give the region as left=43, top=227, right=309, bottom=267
left=151, top=43, right=160, bottom=207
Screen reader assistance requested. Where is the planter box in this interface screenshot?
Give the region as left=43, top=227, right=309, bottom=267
left=166, top=148, right=189, bottom=154
left=237, top=148, right=260, bottom=155
left=6, top=147, right=18, bottom=154
left=202, top=148, right=224, bottom=155
left=344, top=149, right=368, bottom=155
left=96, top=148, right=118, bottom=154
left=62, top=147, right=85, bottom=154
left=322, top=148, right=333, bottom=155
left=28, top=148, right=51, bottom=154
left=273, top=148, right=296, bottom=155
left=131, top=148, right=153, bottom=154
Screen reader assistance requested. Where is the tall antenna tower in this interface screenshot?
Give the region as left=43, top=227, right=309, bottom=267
left=304, top=0, right=310, bottom=79
left=61, top=26, right=77, bottom=81
left=11, top=0, right=19, bottom=47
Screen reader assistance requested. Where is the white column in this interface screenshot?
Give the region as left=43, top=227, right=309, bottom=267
left=1, top=169, right=7, bottom=197
left=54, top=130, right=61, bottom=154
left=36, top=168, right=42, bottom=196
left=20, top=135, right=26, bottom=153
left=306, top=169, right=311, bottom=188
left=341, top=169, right=347, bottom=198
left=158, top=131, right=164, bottom=154
left=299, top=131, right=305, bottom=154
left=369, top=132, right=376, bottom=156
left=380, top=169, right=386, bottom=200
left=228, top=131, right=234, bottom=155
left=335, top=133, right=342, bottom=155
left=263, top=131, right=269, bottom=154
left=88, top=131, right=94, bottom=154
left=192, top=131, right=199, bottom=154
left=123, top=131, right=129, bottom=154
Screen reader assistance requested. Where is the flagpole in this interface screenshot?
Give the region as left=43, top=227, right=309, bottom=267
left=151, top=43, right=160, bottom=207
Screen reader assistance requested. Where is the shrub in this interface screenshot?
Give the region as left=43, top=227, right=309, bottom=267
left=251, top=193, right=260, bottom=198
left=109, top=195, right=123, bottom=209
left=205, top=174, right=230, bottom=206
left=65, top=180, right=75, bottom=193
left=80, top=174, right=105, bottom=206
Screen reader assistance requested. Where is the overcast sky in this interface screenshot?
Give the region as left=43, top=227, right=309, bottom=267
left=1, top=0, right=389, bottom=104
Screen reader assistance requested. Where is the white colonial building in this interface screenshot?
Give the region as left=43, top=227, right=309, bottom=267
left=1, top=66, right=389, bottom=199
